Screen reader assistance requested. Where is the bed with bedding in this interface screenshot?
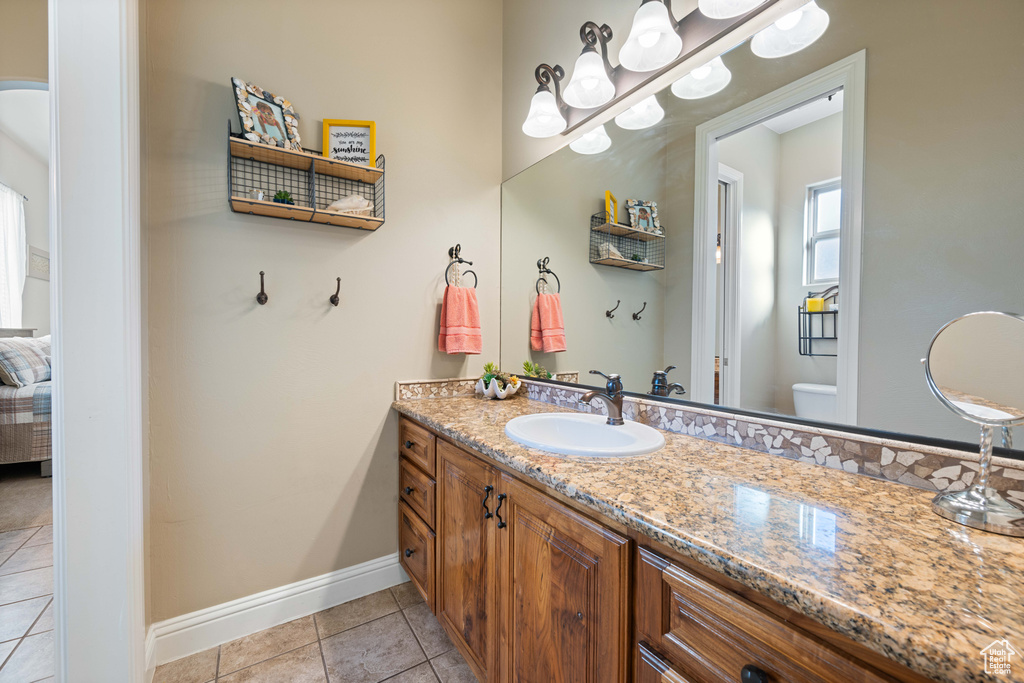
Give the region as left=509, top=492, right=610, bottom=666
left=0, top=336, right=52, bottom=465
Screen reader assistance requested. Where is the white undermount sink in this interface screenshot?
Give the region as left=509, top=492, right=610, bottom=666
left=504, top=413, right=665, bottom=457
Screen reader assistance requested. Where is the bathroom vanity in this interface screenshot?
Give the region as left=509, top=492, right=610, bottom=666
left=393, top=395, right=1024, bottom=683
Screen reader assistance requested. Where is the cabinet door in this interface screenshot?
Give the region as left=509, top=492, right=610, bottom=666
left=436, top=440, right=499, bottom=681
left=497, top=474, right=630, bottom=683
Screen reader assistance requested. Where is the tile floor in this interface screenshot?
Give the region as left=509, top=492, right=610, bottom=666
left=154, top=583, right=479, bottom=683
left=0, top=464, right=55, bottom=682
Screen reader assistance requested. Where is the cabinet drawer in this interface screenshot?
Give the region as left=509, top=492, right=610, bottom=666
left=399, top=457, right=435, bottom=528
left=636, top=643, right=694, bottom=683
left=636, top=547, right=888, bottom=683
left=400, top=418, right=436, bottom=477
left=399, top=500, right=435, bottom=609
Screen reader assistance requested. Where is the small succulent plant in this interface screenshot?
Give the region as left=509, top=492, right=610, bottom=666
left=480, top=362, right=519, bottom=391
left=273, top=190, right=294, bottom=205
left=522, top=361, right=553, bottom=379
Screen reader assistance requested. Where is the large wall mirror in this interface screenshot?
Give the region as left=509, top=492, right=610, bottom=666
left=500, top=0, right=1024, bottom=448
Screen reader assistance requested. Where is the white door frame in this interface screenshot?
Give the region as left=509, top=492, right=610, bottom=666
left=50, top=0, right=146, bottom=679
left=691, top=50, right=865, bottom=425
left=717, top=164, right=743, bottom=407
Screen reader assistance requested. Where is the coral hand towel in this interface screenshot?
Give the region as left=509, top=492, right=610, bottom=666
left=439, top=286, right=482, bottom=355
left=530, top=293, right=567, bottom=353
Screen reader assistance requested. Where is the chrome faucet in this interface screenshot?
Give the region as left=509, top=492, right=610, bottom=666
left=581, top=370, right=625, bottom=426
left=649, top=366, right=685, bottom=398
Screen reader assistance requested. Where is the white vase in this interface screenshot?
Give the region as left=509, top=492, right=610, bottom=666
left=476, top=378, right=519, bottom=400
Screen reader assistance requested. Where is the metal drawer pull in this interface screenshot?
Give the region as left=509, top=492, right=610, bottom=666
left=404, top=548, right=415, bottom=558
left=495, top=493, right=507, bottom=529
left=404, top=487, right=414, bottom=495
left=741, top=665, right=769, bottom=683
left=482, top=485, right=494, bottom=519
left=403, top=440, right=415, bottom=449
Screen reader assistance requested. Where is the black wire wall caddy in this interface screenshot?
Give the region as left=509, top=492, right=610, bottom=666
left=227, top=122, right=386, bottom=231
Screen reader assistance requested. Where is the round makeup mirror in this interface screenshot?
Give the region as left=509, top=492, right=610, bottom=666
left=925, top=311, right=1024, bottom=536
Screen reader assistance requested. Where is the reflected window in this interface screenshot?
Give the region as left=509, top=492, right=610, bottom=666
left=798, top=503, right=837, bottom=553
left=804, top=179, right=841, bottom=285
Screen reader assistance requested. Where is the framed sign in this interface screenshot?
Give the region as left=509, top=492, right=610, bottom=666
left=231, top=77, right=301, bottom=151
left=323, top=119, right=376, bottom=166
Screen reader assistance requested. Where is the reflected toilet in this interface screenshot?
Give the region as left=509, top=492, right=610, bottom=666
left=792, top=383, right=837, bottom=422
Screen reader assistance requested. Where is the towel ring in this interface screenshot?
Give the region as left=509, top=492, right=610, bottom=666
left=445, top=260, right=478, bottom=289
left=536, top=257, right=561, bottom=294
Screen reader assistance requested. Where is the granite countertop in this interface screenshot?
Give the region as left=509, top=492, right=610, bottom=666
left=393, top=396, right=1024, bottom=683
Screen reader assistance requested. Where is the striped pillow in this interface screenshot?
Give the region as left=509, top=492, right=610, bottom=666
left=0, top=336, right=51, bottom=387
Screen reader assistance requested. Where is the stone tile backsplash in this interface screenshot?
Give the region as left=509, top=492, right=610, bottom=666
left=394, top=376, right=1024, bottom=498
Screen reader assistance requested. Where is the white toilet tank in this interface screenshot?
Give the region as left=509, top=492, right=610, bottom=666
left=792, top=383, right=837, bottom=422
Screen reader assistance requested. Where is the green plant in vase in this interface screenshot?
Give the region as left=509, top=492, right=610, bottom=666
left=273, top=190, right=295, bottom=205
left=522, top=361, right=553, bottom=379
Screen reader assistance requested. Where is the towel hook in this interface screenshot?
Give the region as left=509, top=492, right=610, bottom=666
left=256, top=271, right=268, bottom=305
left=606, top=300, right=620, bottom=318
left=445, top=244, right=478, bottom=289
left=330, top=277, right=341, bottom=306
left=535, top=257, right=561, bottom=294
left=633, top=302, right=647, bottom=320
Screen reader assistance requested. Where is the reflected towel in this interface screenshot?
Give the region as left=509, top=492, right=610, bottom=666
left=530, top=293, right=566, bottom=353
left=439, top=286, right=482, bottom=355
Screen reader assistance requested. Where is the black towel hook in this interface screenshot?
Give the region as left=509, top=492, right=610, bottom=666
left=606, top=300, right=620, bottom=318
left=445, top=244, right=478, bottom=289
left=633, top=302, right=647, bottom=320
left=535, top=257, right=561, bottom=294
left=330, top=277, right=341, bottom=306
left=256, top=271, right=268, bottom=305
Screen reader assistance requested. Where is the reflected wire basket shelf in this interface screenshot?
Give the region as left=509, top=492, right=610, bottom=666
left=589, top=211, right=665, bottom=271
left=798, top=308, right=838, bottom=357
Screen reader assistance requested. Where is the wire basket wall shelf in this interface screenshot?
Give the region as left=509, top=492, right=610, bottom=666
left=227, top=122, right=385, bottom=231
left=589, top=211, right=665, bottom=272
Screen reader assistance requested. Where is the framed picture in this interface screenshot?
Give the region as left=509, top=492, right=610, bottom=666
left=605, top=191, right=618, bottom=224
left=323, top=119, right=376, bottom=166
left=232, top=77, right=301, bottom=151
left=28, top=246, right=49, bottom=281
left=625, top=199, right=661, bottom=233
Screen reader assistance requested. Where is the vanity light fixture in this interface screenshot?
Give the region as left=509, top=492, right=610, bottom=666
left=569, top=124, right=612, bottom=155
left=698, top=0, right=768, bottom=19
left=614, top=94, right=665, bottom=130
left=563, top=22, right=616, bottom=109
left=671, top=56, right=732, bottom=100
left=751, top=1, right=830, bottom=59
left=618, top=0, right=683, bottom=72
left=522, top=64, right=568, bottom=138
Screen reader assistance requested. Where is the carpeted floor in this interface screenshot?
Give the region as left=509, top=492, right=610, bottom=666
left=0, top=462, right=52, bottom=532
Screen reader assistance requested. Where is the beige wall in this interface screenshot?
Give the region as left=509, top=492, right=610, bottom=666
left=773, top=113, right=842, bottom=415
left=143, top=0, right=502, bottom=621
left=500, top=130, right=666, bottom=394
left=0, top=129, right=49, bottom=335
left=719, top=125, right=779, bottom=413
left=0, top=0, right=47, bottom=83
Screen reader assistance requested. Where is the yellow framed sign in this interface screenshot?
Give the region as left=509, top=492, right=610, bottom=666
left=605, top=191, right=618, bottom=224
left=322, top=119, right=376, bottom=166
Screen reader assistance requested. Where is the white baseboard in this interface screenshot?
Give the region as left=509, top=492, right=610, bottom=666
left=145, top=553, right=408, bottom=671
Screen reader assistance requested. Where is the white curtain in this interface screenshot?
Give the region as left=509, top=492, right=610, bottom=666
left=0, top=183, right=26, bottom=328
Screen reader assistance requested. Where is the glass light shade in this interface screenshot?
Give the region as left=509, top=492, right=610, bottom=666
left=698, top=0, right=767, bottom=19
left=671, top=57, right=732, bottom=100
left=522, top=89, right=567, bottom=138
left=569, top=125, right=612, bottom=155
left=751, top=1, right=830, bottom=59
left=563, top=50, right=615, bottom=109
left=618, top=2, right=683, bottom=72
left=614, top=95, right=665, bottom=130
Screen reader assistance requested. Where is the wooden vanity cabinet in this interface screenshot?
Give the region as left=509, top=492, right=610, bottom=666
left=497, top=474, right=630, bottom=683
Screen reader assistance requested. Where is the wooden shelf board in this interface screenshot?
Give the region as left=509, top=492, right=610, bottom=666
left=229, top=137, right=383, bottom=184
left=310, top=211, right=384, bottom=231
left=230, top=197, right=314, bottom=221
left=591, top=257, right=664, bottom=272
left=591, top=222, right=665, bottom=242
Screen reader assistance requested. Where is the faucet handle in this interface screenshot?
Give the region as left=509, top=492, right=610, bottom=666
left=589, top=370, right=623, bottom=395
left=663, top=365, right=676, bottom=374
